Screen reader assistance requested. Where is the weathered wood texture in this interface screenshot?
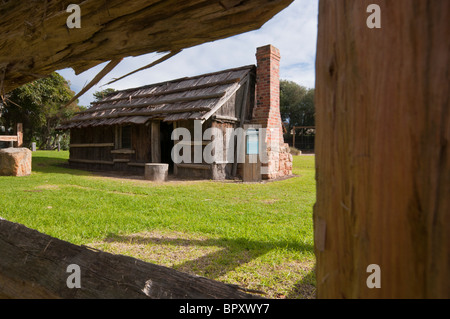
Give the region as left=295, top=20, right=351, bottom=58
left=0, top=0, right=292, bottom=93
left=314, top=0, right=449, bottom=298
left=150, top=121, right=161, bottom=163
left=0, top=123, right=22, bottom=146
left=69, top=126, right=115, bottom=163
left=132, top=124, right=152, bottom=163
left=14, top=123, right=23, bottom=147
left=0, top=219, right=261, bottom=299
left=58, top=66, right=254, bottom=129
left=145, top=163, right=168, bottom=181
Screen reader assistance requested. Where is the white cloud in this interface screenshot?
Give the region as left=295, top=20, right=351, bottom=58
left=58, top=0, right=318, bottom=107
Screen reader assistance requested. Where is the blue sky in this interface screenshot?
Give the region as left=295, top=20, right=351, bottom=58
left=57, top=0, right=319, bottom=107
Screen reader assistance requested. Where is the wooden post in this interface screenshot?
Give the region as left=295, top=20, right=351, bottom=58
left=151, top=121, right=161, bottom=163
left=314, top=0, right=449, bottom=298
left=233, top=75, right=250, bottom=178
left=15, top=123, right=23, bottom=147
left=173, top=122, right=178, bottom=176
left=292, top=126, right=295, bottom=148
left=114, top=125, right=120, bottom=149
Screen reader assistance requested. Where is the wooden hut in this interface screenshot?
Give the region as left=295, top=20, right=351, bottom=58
left=59, top=45, right=292, bottom=180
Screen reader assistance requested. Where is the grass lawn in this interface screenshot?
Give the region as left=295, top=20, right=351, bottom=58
left=0, top=150, right=316, bottom=298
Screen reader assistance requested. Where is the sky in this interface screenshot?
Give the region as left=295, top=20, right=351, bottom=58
left=57, top=0, right=319, bottom=107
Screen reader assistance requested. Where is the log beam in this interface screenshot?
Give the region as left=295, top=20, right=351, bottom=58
left=0, top=0, right=293, bottom=93
left=0, top=219, right=261, bottom=299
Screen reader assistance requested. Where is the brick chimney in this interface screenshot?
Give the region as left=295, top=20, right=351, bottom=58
left=253, top=44, right=292, bottom=179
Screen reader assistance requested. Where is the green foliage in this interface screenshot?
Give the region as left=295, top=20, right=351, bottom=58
left=280, top=80, right=315, bottom=131
left=1, top=72, right=83, bottom=149
left=93, top=88, right=116, bottom=102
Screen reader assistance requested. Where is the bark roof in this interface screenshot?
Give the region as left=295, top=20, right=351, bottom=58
left=59, top=65, right=254, bottom=129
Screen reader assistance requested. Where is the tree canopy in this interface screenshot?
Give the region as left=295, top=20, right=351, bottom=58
left=280, top=80, right=315, bottom=132
left=1, top=72, right=84, bottom=149
left=93, top=88, right=117, bottom=102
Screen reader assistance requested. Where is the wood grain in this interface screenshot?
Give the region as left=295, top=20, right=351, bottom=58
left=0, top=0, right=293, bottom=93
left=314, top=0, right=449, bottom=298
left=0, top=219, right=261, bottom=299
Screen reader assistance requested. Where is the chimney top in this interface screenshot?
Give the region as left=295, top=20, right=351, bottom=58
left=256, top=44, right=280, bottom=60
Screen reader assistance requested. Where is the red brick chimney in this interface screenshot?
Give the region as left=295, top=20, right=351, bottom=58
left=253, top=44, right=292, bottom=179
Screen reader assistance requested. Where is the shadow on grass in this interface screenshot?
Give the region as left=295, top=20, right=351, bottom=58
left=31, top=153, right=91, bottom=176
left=100, top=233, right=315, bottom=298
left=285, top=266, right=316, bottom=299
left=31, top=153, right=153, bottom=181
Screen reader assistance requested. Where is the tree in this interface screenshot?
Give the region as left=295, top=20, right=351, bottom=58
left=280, top=80, right=315, bottom=131
left=93, top=88, right=116, bottom=102
left=1, top=72, right=84, bottom=149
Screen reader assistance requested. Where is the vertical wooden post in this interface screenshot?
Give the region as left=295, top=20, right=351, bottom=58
left=314, top=0, right=449, bottom=298
left=173, top=122, right=178, bottom=176
left=15, top=123, right=23, bottom=147
left=151, top=121, right=161, bottom=163
left=292, top=126, right=295, bottom=148
left=114, top=125, right=120, bottom=149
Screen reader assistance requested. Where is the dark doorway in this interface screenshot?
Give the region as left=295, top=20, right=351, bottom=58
left=160, top=121, right=174, bottom=173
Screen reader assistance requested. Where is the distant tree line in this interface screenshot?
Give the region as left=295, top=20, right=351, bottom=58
left=280, top=79, right=315, bottom=151
left=93, top=88, right=116, bottom=101
left=280, top=79, right=315, bottom=132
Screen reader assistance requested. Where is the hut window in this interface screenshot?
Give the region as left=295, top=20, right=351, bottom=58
left=121, top=125, right=132, bottom=149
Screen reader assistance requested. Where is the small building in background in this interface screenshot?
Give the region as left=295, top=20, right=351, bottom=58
left=58, top=45, right=292, bottom=180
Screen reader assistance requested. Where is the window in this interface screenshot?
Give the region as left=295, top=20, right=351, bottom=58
left=121, top=125, right=132, bottom=149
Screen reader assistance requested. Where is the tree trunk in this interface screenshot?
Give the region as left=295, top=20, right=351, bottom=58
left=0, top=219, right=261, bottom=299
left=314, top=0, right=449, bottom=298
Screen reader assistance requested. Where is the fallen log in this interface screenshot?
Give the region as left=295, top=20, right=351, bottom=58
left=0, top=219, right=261, bottom=299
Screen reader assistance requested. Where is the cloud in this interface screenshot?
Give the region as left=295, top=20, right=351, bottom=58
left=57, top=0, right=318, bottom=107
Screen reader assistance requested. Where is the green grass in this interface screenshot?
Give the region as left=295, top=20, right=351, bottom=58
left=0, top=150, right=316, bottom=298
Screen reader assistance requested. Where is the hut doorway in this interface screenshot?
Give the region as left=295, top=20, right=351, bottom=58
left=160, top=121, right=174, bottom=173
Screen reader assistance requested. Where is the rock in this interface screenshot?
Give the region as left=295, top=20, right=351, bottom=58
left=0, top=148, right=32, bottom=176
left=285, top=161, right=293, bottom=170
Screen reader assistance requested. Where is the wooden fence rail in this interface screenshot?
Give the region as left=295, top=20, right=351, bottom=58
left=0, top=123, right=22, bottom=147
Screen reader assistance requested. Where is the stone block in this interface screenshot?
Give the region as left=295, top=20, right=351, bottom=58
left=0, top=147, right=32, bottom=176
